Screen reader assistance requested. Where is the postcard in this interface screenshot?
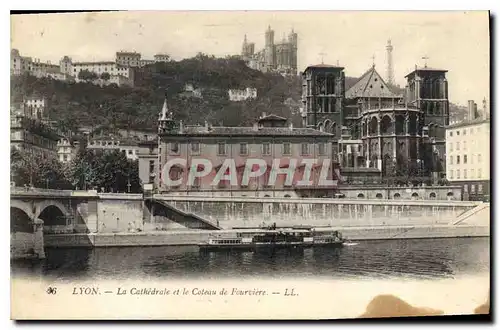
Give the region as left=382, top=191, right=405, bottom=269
left=10, top=10, right=490, bottom=320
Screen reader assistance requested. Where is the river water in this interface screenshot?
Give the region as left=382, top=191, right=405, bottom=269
left=12, top=237, right=490, bottom=282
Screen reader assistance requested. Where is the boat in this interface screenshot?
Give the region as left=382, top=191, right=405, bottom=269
left=198, top=227, right=345, bottom=252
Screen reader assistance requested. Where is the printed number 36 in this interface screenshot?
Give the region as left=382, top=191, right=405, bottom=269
left=46, top=287, right=57, bottom=295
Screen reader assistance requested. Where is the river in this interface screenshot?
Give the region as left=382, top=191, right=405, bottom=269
left=11, top=237, right=489, bottom=282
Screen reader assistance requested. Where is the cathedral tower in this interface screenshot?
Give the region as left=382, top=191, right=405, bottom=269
left=288, top=28, right=298, bottom=75
left=264, top=25, right=275, bottom=71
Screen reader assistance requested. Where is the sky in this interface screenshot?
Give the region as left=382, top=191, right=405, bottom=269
left=10, top=11, right=490, bottom=106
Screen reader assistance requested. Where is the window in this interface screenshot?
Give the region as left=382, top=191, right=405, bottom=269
left=283, top=143, right=291, bottom=155
left=456, top=155, right=460, bottom=164
left=478, top=169, right=482, bottom=178
left=463, top=129, right=466, bottom=136
left=149, top=160, right=155, bottom=173
left=471, top=184, right=476, bottom=194
left=456, top=170, right=460, bottom=179
left=128, top=150, right=133, bottom=155
left=449, top=143, right=453, bottom=151
left=318, top=143, right=326, bottom=156
left=217, top=142, right=226, bottom=155
left=191, top=142, right=200, bottom=154
left=262, top=143, right=271, bottom=155
left=464, top=155, right=468, bottom=164
left=240, top=143, right=248, bottom=155
left=301, top=143, right=309, bottom=155
left=471, top=169, right=475, bottom=178
left=456, top=142, right=460, bottom=150
left=170, top=142, right=179, bottom=154
left=449, top=156, right=453, bottom=165
left=463, top=141, right=467, bottom=150
left=478, top=154, right=482, bottom=163
left=63, top=155, right=68, bottom=161
left=478, top=184, right=483, bottom=193
left=464, top=184, right=468, bottom=193
left=464, top=169, right=467, bottom=179
left=457, top=130, right=460, bottom=136
left=449, top=170, right=453, bottom=179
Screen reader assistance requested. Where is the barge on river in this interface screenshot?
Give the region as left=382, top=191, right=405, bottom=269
left=198, top=226, right=345, bottom=252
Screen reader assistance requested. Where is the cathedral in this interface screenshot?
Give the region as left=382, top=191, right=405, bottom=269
left=301, top=62, right=449, bottom=183
left=241, top=26, right=298, bottom=76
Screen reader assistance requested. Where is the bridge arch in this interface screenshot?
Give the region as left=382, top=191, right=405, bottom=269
left=34, top=200, right=71, bottom=226
left=11, top=207, right=33, bottom=233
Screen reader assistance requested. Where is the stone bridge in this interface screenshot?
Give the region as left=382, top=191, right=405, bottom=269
left=10, top=188, right=488, bottom=260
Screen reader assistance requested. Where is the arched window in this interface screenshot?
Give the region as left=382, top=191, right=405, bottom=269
left=429, top=192, right=437, bottom=199
left=411, top=192, right=419, bottom=200
left=376, top=193, right=383, bottom=199
left=357, top=193, right=365, bottom=198
left=394, top=193, right=401, bottom=199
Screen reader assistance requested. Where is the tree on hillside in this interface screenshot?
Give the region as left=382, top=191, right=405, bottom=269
left=69, top=149, right=141, bottom=192
left=10, top=148, right=72, bottom=189
left=100, top=72, right=111, bottom=81
left=78, top=69, right=98, bottom=82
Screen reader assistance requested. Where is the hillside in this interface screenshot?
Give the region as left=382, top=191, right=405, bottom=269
left=10, top=55, right=306, bottom=135
left=10, top=53, right=466, bottom=136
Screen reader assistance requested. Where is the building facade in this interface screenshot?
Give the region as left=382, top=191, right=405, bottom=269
left=11, top=49, right=169, bottom=86
left=228, top=87, right=257, bottom=102
left=240, top=26, right=298, bottom=76
left=142, top=96, right=340, bottom=197
left=301, top=63, right=450, bottom=184
left=10, top=108, right=61, bottom=159
left=445, top=103, right=490, bottom=201
left=87, top=138, right=140, bottom=160
left=57, top=137, right=78, bottom=164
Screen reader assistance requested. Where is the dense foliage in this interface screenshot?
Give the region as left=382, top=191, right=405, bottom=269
left=10, top=54, right=468, bottom=137
left=10, top=54, right=309, bottom=135
left=11, top=147, right=141, bottom=193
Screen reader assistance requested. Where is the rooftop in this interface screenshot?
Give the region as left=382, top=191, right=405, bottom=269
left=169, top=126, right=334, bottom=137
left=345, top=65, right=400, bottom=99
left=405, top=66, right=448, bottom=78
left=446, top=117, right=490, bottom=129
left=304, top=64, right=345, bottom=71
left=73, top=61, right=116, bottom=65
left=258, top=114, right=287, bottom=122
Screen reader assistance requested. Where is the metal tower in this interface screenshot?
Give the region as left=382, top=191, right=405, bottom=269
left=386, top=39, right=394, bottom=85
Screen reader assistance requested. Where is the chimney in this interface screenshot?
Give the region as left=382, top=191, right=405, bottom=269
left=467, top=100, right=476, bottom=121
left=179, top=120, right=184, bottom=134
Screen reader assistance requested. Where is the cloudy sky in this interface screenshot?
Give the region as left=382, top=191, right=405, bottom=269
left=11, top=11, right=489, bottom=106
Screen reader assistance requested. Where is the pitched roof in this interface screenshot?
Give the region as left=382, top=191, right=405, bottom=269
left=258, top=114, right=287, bottom=122
left=304, top=64, right=344, bottom=71
left=172, top=126, right=333, bottom=137
left=404, top=67, right=448, bottom=78
left=345, top=65, right=399, bottom=99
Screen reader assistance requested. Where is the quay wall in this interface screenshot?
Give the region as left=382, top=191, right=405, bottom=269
left=85, top=195, right=485, bottom=232
left=157, top=196, right=482, bottom=229
left=44, top=224, right=490, bottom=248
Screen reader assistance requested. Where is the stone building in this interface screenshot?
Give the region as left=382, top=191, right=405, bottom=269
left=57, top=137, right=78, bottom=164
left=10, top=107, right=61, bottom=159
left=445, top=100, right=490, bottom=201
left=142, top=95, right=340, bottom=197
left=301, top=62, right=450, bottom=183
left=241, top=26, right=298, bottom=76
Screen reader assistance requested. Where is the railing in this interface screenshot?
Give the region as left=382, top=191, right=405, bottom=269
left=10, top=187, right=73, bottom=196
